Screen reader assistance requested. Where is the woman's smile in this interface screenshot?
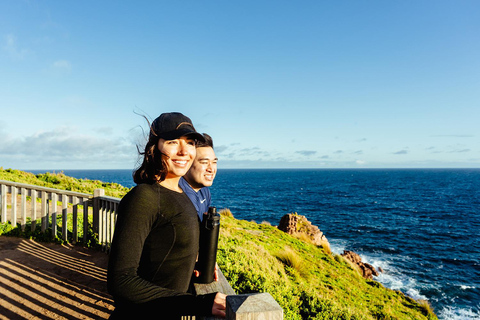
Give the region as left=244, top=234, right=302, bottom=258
left=172, top=159, right=189, bottom=166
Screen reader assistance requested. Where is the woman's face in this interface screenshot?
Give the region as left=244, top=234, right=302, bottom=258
left=158, top=136, right=196, bottom=179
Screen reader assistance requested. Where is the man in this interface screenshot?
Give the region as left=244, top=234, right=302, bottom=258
left=179, top=133, right=218, bottom=221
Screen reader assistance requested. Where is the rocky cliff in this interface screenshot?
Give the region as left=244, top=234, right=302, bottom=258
left=278, top=213, right=380, bottom=280
left=340, top=250, right=379, bottom=280
left=278, top=213, right=331, bottom=252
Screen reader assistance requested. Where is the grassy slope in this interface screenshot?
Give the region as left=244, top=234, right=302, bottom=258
left=0, top=168, right=131, bottom=198
left=218, top=214, right=436, bottom=319
left=0, top=168, right=436, bottom=319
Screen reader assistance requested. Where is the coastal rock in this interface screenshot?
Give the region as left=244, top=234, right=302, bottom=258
left=341, top=250, right=379, bottom=280
left=278, top=213, right=330, bottom=251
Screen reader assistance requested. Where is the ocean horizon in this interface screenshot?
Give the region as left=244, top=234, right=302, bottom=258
left=27, top=168, right=480, bottom=319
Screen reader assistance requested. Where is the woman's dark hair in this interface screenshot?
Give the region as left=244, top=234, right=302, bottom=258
left=133, top=118, right=168, bottom=184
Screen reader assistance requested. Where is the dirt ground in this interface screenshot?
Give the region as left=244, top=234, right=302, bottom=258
left=0, top=236, right=114, bottom=319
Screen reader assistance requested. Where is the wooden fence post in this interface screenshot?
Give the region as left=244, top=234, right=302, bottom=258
left=31, top=189, right=37, bottom=231
left=1, top=184, right=7, bottom=223
left=83, top=198, right=89, bottom=246
left=41, top=191, right=48, bottom=232
left=93, top=188, right=105, bottom=235
left=62, top=194, right=68, bottom=241
left=11, top=186, right=17, bottom=227
left=51, top=192, right=58, bottom=239
left=72, top=196, right=78, bottom=243
left=226, top=293, right=283, bottom=320
left=21, top=187, right=26, bottom=231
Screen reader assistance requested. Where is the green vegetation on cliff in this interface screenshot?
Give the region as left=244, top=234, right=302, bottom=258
left=217, top=211, right=436, bottom=319
left=0, top=168, right=131, bottom=198
left=0, top=168, right=436, bottom=319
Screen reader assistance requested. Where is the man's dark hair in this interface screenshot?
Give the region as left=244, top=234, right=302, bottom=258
left=197, top=133, right=214, bottom=149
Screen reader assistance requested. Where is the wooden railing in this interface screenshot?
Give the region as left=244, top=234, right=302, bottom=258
left=0, top=180, right=119, bottom=247
left=91, top=188, right=120, bottom=251
left=0, top=179, right=283, bottom=319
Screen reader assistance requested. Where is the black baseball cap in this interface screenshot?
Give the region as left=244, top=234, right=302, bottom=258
left=150, top=112, right=205, bottom=142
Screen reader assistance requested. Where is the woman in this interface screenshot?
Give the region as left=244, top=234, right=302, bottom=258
left=107, top=112, right=227, bottom=319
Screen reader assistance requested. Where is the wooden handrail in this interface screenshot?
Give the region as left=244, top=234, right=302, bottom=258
left=0, top=180, right=92, bottom=243
left=0, top=179, right=92, bottom=198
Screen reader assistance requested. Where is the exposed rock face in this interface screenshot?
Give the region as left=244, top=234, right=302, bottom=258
left=278, top=213, right=330, bottom=251
left=341, top=250, right=379, bottom=280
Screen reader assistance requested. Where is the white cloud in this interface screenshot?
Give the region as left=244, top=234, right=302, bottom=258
left=296, top=150, right=317, bottom=156
left=94, top=127, right=114, bottom=136
left=431, top=135, right=474, bottom=138
left=0, top=127, right=136, bottom=169
left=3, top=34, right=29, bottom=60
left=450, top=149, right=470, bottom=153
left=214, top=145, right=229, bottom=154
left=52, top=59, right=72, bottom=72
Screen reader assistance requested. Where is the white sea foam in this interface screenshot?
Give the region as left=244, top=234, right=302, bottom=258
left=405, top=288, right=428, bottom=301
left=360, top=254, right=390, bottom=273
left=438, top=305, right=480, bottom=320
left=328, top=240, right=479, bottom=319
left=361, top=253, right=434, bottom=302
left=330, top=240, right=478, bottom=320
left=460, top=285, right=475, bottom=290
left=328, top=238, right=348, bottom=255
left=374, top=271, right=421, bottom=294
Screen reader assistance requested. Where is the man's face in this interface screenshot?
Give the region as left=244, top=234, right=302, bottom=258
left=184, top=147, right=217, bottom=191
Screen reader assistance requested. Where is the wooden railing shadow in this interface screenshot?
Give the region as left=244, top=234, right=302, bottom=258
left=0, top=237, right=114, bottom=319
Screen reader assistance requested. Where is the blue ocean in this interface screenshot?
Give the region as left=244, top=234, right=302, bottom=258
left=30, top=168, right=480, bottom=319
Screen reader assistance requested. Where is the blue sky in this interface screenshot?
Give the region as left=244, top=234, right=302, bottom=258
left=1, top=1, right=479, bottom=170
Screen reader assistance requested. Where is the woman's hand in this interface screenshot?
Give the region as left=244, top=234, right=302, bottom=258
left=214, top=263, right=219, bottom=281
left=212, top=292, right=227, bottom=317
left=193, top=263, right=220, bottom=281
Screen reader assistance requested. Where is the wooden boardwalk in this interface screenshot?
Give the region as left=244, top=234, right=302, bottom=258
left=0, top=236, right=114, bottom=319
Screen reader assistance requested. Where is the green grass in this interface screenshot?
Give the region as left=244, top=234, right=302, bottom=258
left=217, top=213, right=438, bottom=319
left=1, top=168, right=438, bottom=319
left=0, top=167, right=131, bottom=198
left=275, top=246, right=307, bottom=277
left=0, top=214, right=99, bottom=247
